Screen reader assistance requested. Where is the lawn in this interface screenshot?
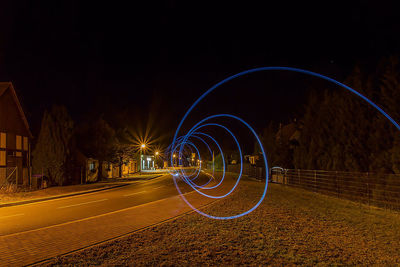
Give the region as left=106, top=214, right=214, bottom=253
left=42, top=179, right=400, bottom=266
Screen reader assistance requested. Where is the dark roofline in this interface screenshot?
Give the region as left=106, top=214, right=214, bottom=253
left=0, top=82, right=33, bottom=138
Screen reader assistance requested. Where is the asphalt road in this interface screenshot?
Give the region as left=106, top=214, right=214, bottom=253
left=0, top=172, right=212, bottom=236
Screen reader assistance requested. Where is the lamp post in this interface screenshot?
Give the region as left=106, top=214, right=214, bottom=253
left=155, top=151, right=159, bottom=169
left=140, top=143, right=146, bottom=174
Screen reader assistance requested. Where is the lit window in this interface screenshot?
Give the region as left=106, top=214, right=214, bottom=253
left=0, top=133, right=6, bottom=148
left=23, top=137, right=28, bottom=151
left=0, top=151, right=5, bottom=166
left=16, top=135, right=22, bottom=150
left=89, top=162, right=95, bottom=171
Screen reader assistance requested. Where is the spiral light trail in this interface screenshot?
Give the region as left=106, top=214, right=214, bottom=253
left=166, top=67, right=400, bottom=220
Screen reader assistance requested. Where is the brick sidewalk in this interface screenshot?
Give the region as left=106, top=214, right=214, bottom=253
left=0, top=192, right=214, bottom=266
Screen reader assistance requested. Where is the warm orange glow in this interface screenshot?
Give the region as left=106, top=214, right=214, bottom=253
left=155, top=151, right=159, bottom=156
left=173, top=154, right=176, bottom=158
left=141, top=144, right=146, bottom=149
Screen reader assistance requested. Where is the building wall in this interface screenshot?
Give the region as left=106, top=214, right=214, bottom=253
left=0, top=89, right=31, bottom=186
left=85, top=159, right=99, bottom=182
left=0, top=90, right=30, bottom=136
left=101, top=162, right=113, bottom=178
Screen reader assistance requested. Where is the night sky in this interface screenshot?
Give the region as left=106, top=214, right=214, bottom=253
left=1, top=1, right=399, bottom=140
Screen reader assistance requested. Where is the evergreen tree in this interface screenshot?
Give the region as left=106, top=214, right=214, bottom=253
left=32, top=105, right=74, bottom=185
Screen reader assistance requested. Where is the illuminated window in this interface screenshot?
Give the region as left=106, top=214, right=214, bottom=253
left=23, top=137, right=28, bottom=151
left=89, top=162, right=95, bottom=171
left=0, top=132, right=6, bottom=148
left=0, top=151, right=5, bottom=166
left=16, top=135, right=22, bottom=150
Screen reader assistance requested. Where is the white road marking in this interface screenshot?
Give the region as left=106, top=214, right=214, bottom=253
left=123, top=190, right=147, bottom=197
left=57, top=199, right=108, bottom=209
left=153, top=185, right=165, bottom=190
left=0, top=213, right=25, bottom=219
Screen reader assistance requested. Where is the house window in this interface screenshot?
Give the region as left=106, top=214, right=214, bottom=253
left=16, top=135, right=22, bottom=150
left=0, top=151, right=5, bottom=166
left=89, top=162, right=95, bottom=171
left=23, top=137, right=28, bottom=151
left=0, top=132, right=6, bottom=149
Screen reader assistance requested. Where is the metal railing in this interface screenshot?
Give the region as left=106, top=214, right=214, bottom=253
left=271, top=168, right=400, bottom=211
left=227, top=163, right=265, bottom=180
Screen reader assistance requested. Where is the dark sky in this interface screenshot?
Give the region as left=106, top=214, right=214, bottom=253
left=1, top=1, right=400, bottom=139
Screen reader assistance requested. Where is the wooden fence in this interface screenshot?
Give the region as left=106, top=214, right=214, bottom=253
left=271, top=168, right=400, bottom=210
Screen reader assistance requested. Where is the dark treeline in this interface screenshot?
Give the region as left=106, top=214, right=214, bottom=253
left=32, top=107, right=138, bottom=185
left=262, top=55, right=400, bottom=174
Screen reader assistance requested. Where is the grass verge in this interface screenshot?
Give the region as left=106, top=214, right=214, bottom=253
left=41, top=181, right=400, bottom=266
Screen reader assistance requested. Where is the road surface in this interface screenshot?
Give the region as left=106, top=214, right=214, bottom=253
left=0, top=171, right=237, bottom=265
left=0, top=173, right=209, bottom=236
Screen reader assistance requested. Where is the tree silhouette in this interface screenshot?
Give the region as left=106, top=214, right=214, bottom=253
left=32, top=105, right=74, bottom=185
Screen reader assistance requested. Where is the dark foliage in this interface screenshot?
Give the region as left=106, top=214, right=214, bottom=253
left=32, top=105, right=74, bottom=185
left=262, top=55, right=400, bottom=173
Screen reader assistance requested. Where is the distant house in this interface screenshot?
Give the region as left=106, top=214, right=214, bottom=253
left=245, top=154, right=260, bottom=165
left=0, top=82, right=33, bottom=186
left=74, top=151, right=99, bottom=183
left=276, top=121, right=301, bottom=148
left=140, top=155, right=155, bottom=171
left=101, top=159, right=138, bottom=178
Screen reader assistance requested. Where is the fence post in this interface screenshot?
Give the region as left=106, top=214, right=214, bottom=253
left=314, top=170, right=317, bottom=192
left=298, top=169, right=301, bottom=186
left=284, top=169, right=287, bottom=185
left=30, top=166, right=32, bottom=190
left=335, top=171, right=339, bottom=198
left=366, top=172, right=370, bottom=206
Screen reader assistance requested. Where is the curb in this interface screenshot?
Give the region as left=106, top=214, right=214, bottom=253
left=103, top=174, right=164, bottom=183
left=0, top=183, right=129, bottom=208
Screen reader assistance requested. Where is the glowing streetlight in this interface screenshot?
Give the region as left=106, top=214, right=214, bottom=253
left=155, top=151, right=159, bottom=156
left=141, top=144, right=146, bottom=149
left=173, top=154, right=176, bottom=158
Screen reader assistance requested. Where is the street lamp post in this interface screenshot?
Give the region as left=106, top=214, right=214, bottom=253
left=155, top=151, right=159, bottom=169
left=140, top=144, right=146, bottom=174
